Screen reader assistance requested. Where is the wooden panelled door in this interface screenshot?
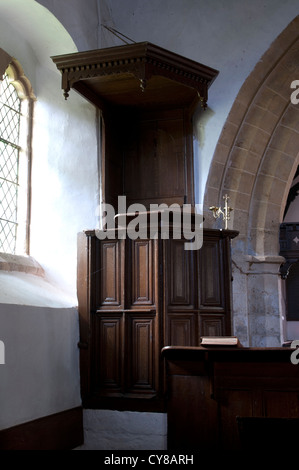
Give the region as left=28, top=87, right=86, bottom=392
left=77, top=228, right=237, bottom=411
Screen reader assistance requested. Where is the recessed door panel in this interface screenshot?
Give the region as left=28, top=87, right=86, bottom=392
left=126, top=314, right=156, bottom=395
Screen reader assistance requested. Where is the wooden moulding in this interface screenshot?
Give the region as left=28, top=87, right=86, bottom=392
left=0, top=407, right=83, bottom=450
left=52, top=41, right=219, bottom=109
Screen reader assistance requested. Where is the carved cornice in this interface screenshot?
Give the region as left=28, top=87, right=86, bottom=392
left=52, top=42, right=218, bottom=108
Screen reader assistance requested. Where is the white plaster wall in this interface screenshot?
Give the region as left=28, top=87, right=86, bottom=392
left=0, top=271, right=74, bottom=308
left=37, top=0, right=100, bottom=52
left=0, top=303, right=81, bottom=430
left=30, top=65, right=99, bottom=297
left=0, top=1, right=98, bottom=431
left=0, top=0, right=78, bottom=72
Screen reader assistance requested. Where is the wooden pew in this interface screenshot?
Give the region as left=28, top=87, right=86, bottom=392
left=162, top=346, right=299, bottom=450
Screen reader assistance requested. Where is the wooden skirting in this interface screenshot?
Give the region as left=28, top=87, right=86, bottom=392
left=0, top=407, right=83, bottom=450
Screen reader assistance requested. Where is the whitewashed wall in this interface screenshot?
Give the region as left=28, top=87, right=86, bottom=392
left=0, top=0, right=98, bottom=431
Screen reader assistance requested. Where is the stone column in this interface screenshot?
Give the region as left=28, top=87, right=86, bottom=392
left=232, top=254, right=285, bottom=347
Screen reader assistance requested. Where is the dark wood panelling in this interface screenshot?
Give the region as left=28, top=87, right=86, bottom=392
left=163, top=347, right=299, bottom=451
left=129, top=239, right=155, bottom=308
left=100, top=107, right=193, bottom=212
left=102, top=111, right=124, bottom=208
left=167, top=375, right=218, bottom=451
left=123, top=112, right=187, bottom=208
left=98, top=240, right=123, bottom=309
left=199, top=238, right=224, bottom=308
left=93, top=313, right=123, bottom=394
left=0, top=407, right=83, bottom=450
left=219, top=389, right=254, bottom=449
left=166, top=314, right=196, bottom=346
left=156, top=118, right=185, bottom=201
left=124, top=118, right=158, bottom=206
left=126, top=314, right=156, bottom=395
left=264, top=390, right=299, bottom=417
left=199, top=314, right=225, bottom=337
left=77, top=230, right=237, bottom=410
left=166, top=239, right=195, bottom=310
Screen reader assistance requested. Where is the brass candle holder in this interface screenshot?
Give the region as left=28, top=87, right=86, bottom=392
left=209, top=194, right=233, bottom=230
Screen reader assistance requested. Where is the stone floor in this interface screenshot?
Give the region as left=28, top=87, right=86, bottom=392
left=76, top=410, right=168, bottom=450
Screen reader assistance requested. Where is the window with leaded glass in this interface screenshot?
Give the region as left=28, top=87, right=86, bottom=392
left=0, top=73, right=22, bottom=254
left=0, top=62, right=34, bottom=256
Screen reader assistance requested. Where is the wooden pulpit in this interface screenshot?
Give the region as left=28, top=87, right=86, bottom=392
left=52, top=43, right=239, bottom=411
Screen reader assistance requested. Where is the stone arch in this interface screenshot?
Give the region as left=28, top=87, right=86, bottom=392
left=204, top=15, right=299, bottom=258
left=204, top=16, right=299, bottom=347
left=2, top=58, right=36, bottom=100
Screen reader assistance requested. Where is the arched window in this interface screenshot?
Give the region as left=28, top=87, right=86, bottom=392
left=0, top=61, right=35, bottom=255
